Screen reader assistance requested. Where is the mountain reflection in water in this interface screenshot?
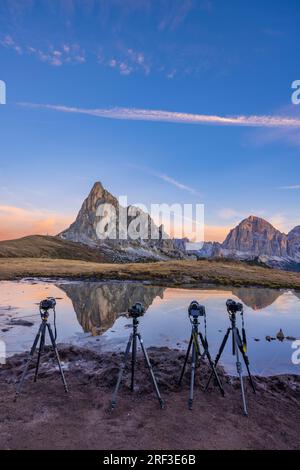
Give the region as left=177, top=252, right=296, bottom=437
left=59, top=282, right=165, bottom=336
left=58, top=282, right=287, bottom=337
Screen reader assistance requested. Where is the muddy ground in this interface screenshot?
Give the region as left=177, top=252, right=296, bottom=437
left=0, top=346, right=299, bottom=450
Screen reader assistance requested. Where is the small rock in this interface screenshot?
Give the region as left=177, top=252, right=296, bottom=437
left=286, top=336, right=297, bottom=341
left=276, top=329, right=285, bottom=342
left=254, top=338, right=260, bottom=342
left=9, top=319, right=34, bottom=327
left=265, top=336, right=276, bottom=342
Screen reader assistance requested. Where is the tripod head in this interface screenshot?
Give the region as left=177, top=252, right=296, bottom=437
left=226, top=299, right=243, bottom=323
left=39, top=297, right=56, bottom=321
left=188, top=301, right=205, bottom=323
left=226, top=299, right=247, bottom=353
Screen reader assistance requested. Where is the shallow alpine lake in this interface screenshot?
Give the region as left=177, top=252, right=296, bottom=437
left=1, top=279, right=300, bottom=376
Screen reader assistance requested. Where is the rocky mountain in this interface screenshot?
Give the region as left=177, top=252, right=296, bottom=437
left=196, top=216, right=300, bottom=271
left=57, top=182, right=300, bottom=270
left=222, top=216, right=288, bottom=257
left=59, top=182, right=184, bottom=262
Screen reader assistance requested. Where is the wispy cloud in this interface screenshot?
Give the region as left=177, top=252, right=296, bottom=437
left=278, top=184, right=300, bottom=190
left=0, top=35, right=85, bottom=66
left=151, top=171, right=201, bottom=196
left=129, top=164, right=201, bottom=196
left=19, top=102, right=300, bottom=129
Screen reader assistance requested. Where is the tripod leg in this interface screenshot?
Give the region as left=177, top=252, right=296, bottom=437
left=110, top=333, right=133, bottom=411
left=46, top=323, right=68, bottom=393
left=204, top=327, right=231, bottom=392
left=138, top=334, right=164, bottom=409
left=199, top=333, right=224, bottom=397
left=14, top=324, right=43, bottom=400
left=189, top=343, right=196, bottom=410
left=34, top=323, right=46, bottom=382
left=131, top=330, right=137, bottom=392
left=233, top=328, right=248, bottom=416
left=236, top=330, right=256, bottom=393
left=178, top=334, right=193, bottom=386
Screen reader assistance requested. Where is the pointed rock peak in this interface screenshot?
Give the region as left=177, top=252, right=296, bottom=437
left=85, top=181, right=117, bottom=205
left=88, top=181, right=105, bottom=197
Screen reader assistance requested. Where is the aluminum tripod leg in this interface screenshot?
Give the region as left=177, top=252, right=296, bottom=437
left=233, top=327, right=248, bottom=416
left=131, top=329, right=137, bottom=392
left=199, top=332, right=224, bottom=396
left=138, top=333, right=164, bottom=409
left=34, top=323, right=46, bottom=382
left=205, top=327, right=231, bottom=391
left=188, top=342, right=197, bottom=410
left=14, top=323, right=43, bottom=401
left=46, top=323, right=68, bottom=393
left=178, top=334, right=193, bottom=386
left=236, top=329, right=256, bottom=393
left=110, top=333, right=133, bottom=411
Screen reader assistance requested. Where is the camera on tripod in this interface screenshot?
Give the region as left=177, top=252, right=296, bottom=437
left=226, top=299, right=243, bottom=315
left=188, top=301, right=205, bottom=319
left=128, top=302, right=145, bottom=318
left=39, top=297, right=56, bottom=311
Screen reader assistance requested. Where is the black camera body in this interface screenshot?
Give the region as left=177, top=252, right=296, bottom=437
left=226, top=299, right=243, bottom=314
left=128, top=302, right=145, bottom=318
left=40, top=297, right=56, bottom=311
left=188, top=301, right=205, bottom=318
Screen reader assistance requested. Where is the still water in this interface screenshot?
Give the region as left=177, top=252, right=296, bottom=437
left=1, top=279, right=300, bottom=376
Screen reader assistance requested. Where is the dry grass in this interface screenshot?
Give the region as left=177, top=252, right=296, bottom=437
left=0, top=235, right=108, bottom=262
left=0, top=257, right=300, bottom=289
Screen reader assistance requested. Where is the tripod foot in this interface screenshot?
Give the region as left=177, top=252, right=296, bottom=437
left=159, top=399, right=165, bottom=410
left=110, top=401, right=116, bottom=413
left=188, top=398, right=193, bottom=410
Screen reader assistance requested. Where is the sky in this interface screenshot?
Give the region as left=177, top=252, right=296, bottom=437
left=0, top=0, right=300, bottom=242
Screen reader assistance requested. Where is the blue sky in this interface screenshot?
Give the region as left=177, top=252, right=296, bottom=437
left=0, top=0, right=300, bottom=241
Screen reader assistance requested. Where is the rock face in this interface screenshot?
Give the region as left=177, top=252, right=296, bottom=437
left=57, top=182, right=300, bottom=270
left=222, top=216, right=288, bottom=257
left=287, top=226, right=300, bottom=259
left=59, top=182, right=184, bottom=262
left=196, top=215, right=300, bottom=271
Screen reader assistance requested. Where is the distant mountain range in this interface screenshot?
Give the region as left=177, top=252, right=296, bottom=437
left=58, top=182, right=300, bottom=271
left=197, top=215, right=300, bottom=271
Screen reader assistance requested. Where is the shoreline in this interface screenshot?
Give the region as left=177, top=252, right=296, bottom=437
left=1, top=345, right=299, bottom=450
left=1, top=258, right=300, bottom=290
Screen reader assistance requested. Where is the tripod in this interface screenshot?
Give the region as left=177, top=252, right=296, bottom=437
left=14, top=307, right=68, bottom=400
left=205, top=307, right=255, bottom=416
left=110, top=315, right=164, bottom=411
left=179, top=314, right=224, bottom=410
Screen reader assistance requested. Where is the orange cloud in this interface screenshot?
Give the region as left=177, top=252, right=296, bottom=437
left=0, top=205, right=74, bottom=241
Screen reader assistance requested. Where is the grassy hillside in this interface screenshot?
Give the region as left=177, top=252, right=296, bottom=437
left=0, top=235, right=108, bottom=262
left=0, top=257, right=300, bottom=289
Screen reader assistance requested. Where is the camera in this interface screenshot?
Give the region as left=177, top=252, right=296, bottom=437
left=128, top=302, right=145, bottom=318
left=226, top=299, right=243, bottom=314
left=188, top=301, right=205, bottom=318
left=39, top=297, right=56, bottom=311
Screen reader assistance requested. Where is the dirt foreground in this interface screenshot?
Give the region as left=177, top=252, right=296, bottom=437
left=0, top=346, right=299, bottom=450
